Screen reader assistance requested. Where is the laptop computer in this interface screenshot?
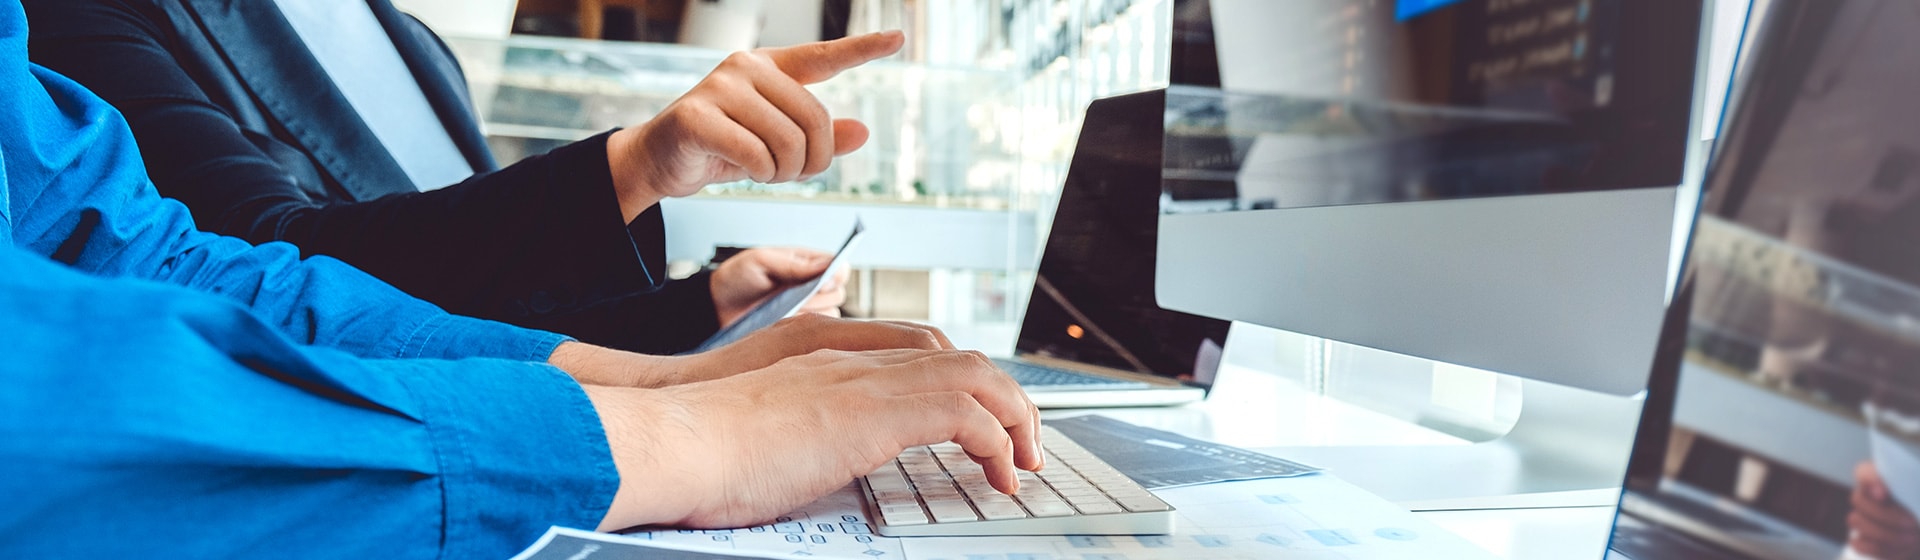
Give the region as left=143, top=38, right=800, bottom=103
left=1001, top=89, right=1233, bottom=409
left=1605, top=0, right=1920, bottom=557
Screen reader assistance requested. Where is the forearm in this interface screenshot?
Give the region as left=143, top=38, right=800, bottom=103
left=547, top=341, right=703, bottom=389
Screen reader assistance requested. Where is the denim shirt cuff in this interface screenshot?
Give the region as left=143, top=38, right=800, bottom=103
left=394, top=360, right=619, bottom=558
left=396, top=312, right=572, bottom=363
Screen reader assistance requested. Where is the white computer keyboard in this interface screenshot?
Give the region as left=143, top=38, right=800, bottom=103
left=858, top=426, right=1175, bottom=537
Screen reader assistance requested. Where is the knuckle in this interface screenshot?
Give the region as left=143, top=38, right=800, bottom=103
left=687, top=101, right=724, bottom=121
left=751, top=162, right=777, bottom=182
left=800, top=347, right=853, bottom=363
left=699, top=72, right=732, bottom=90
left=657, top=103, right=700, bottom=127
left=804, top=346, right=843, bottom=358
left=801, top=43, right=834, bottom=64
left=793, top=101, right=831, bottom=130
left=775, top=349, right=823, bottom=368
left=697, top=71, right=743, bottom=95
left=908, top=329, right=941, bottom=350
left=721, top=51, right=760, bottom=69
left=932, top=351, right=991, bottom=378
left=780, top=126, right=808, bottom=152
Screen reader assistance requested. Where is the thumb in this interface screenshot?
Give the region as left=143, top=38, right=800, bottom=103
left=832, top=119, right=870, bottom=156
left=761, top=249, right=834, bottom=284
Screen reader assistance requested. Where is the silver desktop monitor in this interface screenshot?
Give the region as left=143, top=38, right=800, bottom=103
left=1156, top=0, right=1713, bottom=395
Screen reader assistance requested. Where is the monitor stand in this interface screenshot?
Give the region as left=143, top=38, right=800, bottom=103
left=1265, top=378, right=1644, bottom=511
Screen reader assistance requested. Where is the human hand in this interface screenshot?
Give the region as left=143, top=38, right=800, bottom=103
left=604, top=31, right=905, bottom=222
left=547, top=315, right=958, bottom=388
left=710, top=247, right=850, bottom=328
left=586, top=348, right=1044, bottom=530
left=668, top=314, right=955, bottom=385
left=1850, top=461, right=1920, bottom=559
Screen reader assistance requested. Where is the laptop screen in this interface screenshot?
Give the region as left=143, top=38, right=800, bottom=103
left=1014, top=91, right=1233, bottom=386
left=1609, top=0, right=1920, bottom=558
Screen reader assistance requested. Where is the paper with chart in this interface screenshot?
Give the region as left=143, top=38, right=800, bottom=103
left=899, top=474, right=1496, bottom=560
left=616, top=482, right=903, bottom=559
left=514, top=474, right=1494, bottom=560
left=511, top=527, right=810, bottom=560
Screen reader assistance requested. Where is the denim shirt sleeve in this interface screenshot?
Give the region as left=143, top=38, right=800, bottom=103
left=0, top=246, right=619, bottom=558
left=0, top=47, right=564, bottom=362
left=0, top=4, right=617, bottom=556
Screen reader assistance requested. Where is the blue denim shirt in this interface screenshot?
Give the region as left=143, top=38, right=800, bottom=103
left=0, top=1, right=619, bottom=556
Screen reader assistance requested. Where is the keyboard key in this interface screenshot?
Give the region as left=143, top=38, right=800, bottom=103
left=881, top=503, right=925, bottom=515
left=1022, top=500, right=1078, bottom=518
left=1063, top=487, right=1105, bottom=498
left=860, top=426, right=1175, bottom=536
left=926, top=501, right=979, bottom=523
left=1064, top=493, right=1115, bottom=508
left=977, top=502, right=1029, bottom=520
left=1114, top=493, right=1172, bottom=512
left=881, top=507, right=929, bottom=526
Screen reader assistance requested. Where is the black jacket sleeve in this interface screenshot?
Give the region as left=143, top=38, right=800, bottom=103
left=24, top=0, right=723, bottom=353
left=522, top=270, right=723, bottom=355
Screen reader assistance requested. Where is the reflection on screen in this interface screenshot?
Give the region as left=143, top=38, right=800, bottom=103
left=1614, top=0, right=1920, bottom=558
left=1018, top=93, right=1231, bottom=380
left=1164, top=0, right=1702, bottom=212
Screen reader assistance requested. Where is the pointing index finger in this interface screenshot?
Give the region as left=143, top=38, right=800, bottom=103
left=763, top=30, right=905, bottom=85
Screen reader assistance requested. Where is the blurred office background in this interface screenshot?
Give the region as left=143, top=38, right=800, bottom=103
left=388, top=0, right=1750, bottom=451
left=397, top=0, right=1166, bottom=334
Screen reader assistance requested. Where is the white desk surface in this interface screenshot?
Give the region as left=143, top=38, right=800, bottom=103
left=929, top=320, right=1624, bottom=559
left=1421, top=506, right=1618, bottom=560
left=1038, top=365, right=1624, bottom=559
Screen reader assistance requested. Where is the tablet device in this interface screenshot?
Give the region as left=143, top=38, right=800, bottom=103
left=691, top=220, right=865, bottom=353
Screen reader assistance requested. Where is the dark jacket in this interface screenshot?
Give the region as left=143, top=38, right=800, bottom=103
left=24, top=0, right=720, bottom=354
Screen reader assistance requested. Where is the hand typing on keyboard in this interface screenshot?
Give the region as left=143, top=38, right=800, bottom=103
left=861, top=427, right=1176, bottom=536
left=586, top=345, right=1044, bottom=531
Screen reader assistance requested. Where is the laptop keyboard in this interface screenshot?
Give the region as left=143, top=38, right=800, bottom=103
left=859, top=426, right=1175, bottom=536
left=994, top=358, right=1152, bottom=389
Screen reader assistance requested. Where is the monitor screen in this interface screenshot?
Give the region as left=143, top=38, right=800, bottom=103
left=1165, top=0, right=1703, bottom=211
left=1016, top=92, right=1232, bottom=382
left=1610, top=0, right=1920, bottom=557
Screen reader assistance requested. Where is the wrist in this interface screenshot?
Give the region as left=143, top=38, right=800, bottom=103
left=606, top=127, right=665, bottom=223
left=548, top=341, right=685, bottom=388
left=585, top=385, right=709, bottom=530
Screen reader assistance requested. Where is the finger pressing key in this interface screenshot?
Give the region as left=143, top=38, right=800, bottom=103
left=898, top=391, right=1022, bottom=495
left=890, top=351, right=1041, bottom=471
